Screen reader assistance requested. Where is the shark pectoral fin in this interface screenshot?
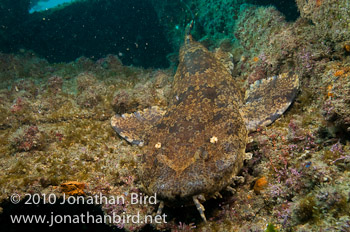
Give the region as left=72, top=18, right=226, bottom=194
left=240, top=72, right=299, bottom=132
left=111, top=106, right=166, bottom=146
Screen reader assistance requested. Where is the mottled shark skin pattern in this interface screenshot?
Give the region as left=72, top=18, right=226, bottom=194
left=241, top=72, right=299, bottom=132
left=111, top=29, right=299, bottom=222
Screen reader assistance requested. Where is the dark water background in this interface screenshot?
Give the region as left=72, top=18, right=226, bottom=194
left=0, top=0, right=298, bottom=68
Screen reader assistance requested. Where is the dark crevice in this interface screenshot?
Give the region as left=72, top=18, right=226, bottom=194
left=0, top=0, right=172, bottom=68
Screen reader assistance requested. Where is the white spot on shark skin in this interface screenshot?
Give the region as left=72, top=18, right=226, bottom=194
left=155, top=142, right=162, bottom=149
left=210, top=136, right=218, bottom=144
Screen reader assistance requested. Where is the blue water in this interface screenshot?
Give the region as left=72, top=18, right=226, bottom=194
left=29, top=0, right=74, bottom=13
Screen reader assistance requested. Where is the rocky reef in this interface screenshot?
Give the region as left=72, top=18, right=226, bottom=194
left=296, top=0, right=350, bottom=45
left=0, top=0, right=350, bottom=231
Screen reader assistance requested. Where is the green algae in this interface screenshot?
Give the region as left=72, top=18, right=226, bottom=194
left=265, top=223, right=278, bottom=232
left=295, top=195, right=318, bottom=223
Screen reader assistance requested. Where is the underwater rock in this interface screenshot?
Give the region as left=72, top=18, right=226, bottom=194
left=75, top=73, right=106, bottom=108
left=296, top=0, right=350, bottom=45
left=11, top=79, right=39, bottom=98
left=235, top=5, right=288, bottom=55
left=112, top=73, right=170, bottom=114
left=322, top=69, right=350, bottom=136
left=112, top=90, right=138, bottom=114
left=47, top=75, right=63, bottom=94
left=10, top=125, right=46, bottom=152
left=77, top=85, right=106, bottom=109
left=76, top=73, right=98, bottom=92
left=96, top=55, right=123, bottom=70
left=234, top=5, right=299, bottom=79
